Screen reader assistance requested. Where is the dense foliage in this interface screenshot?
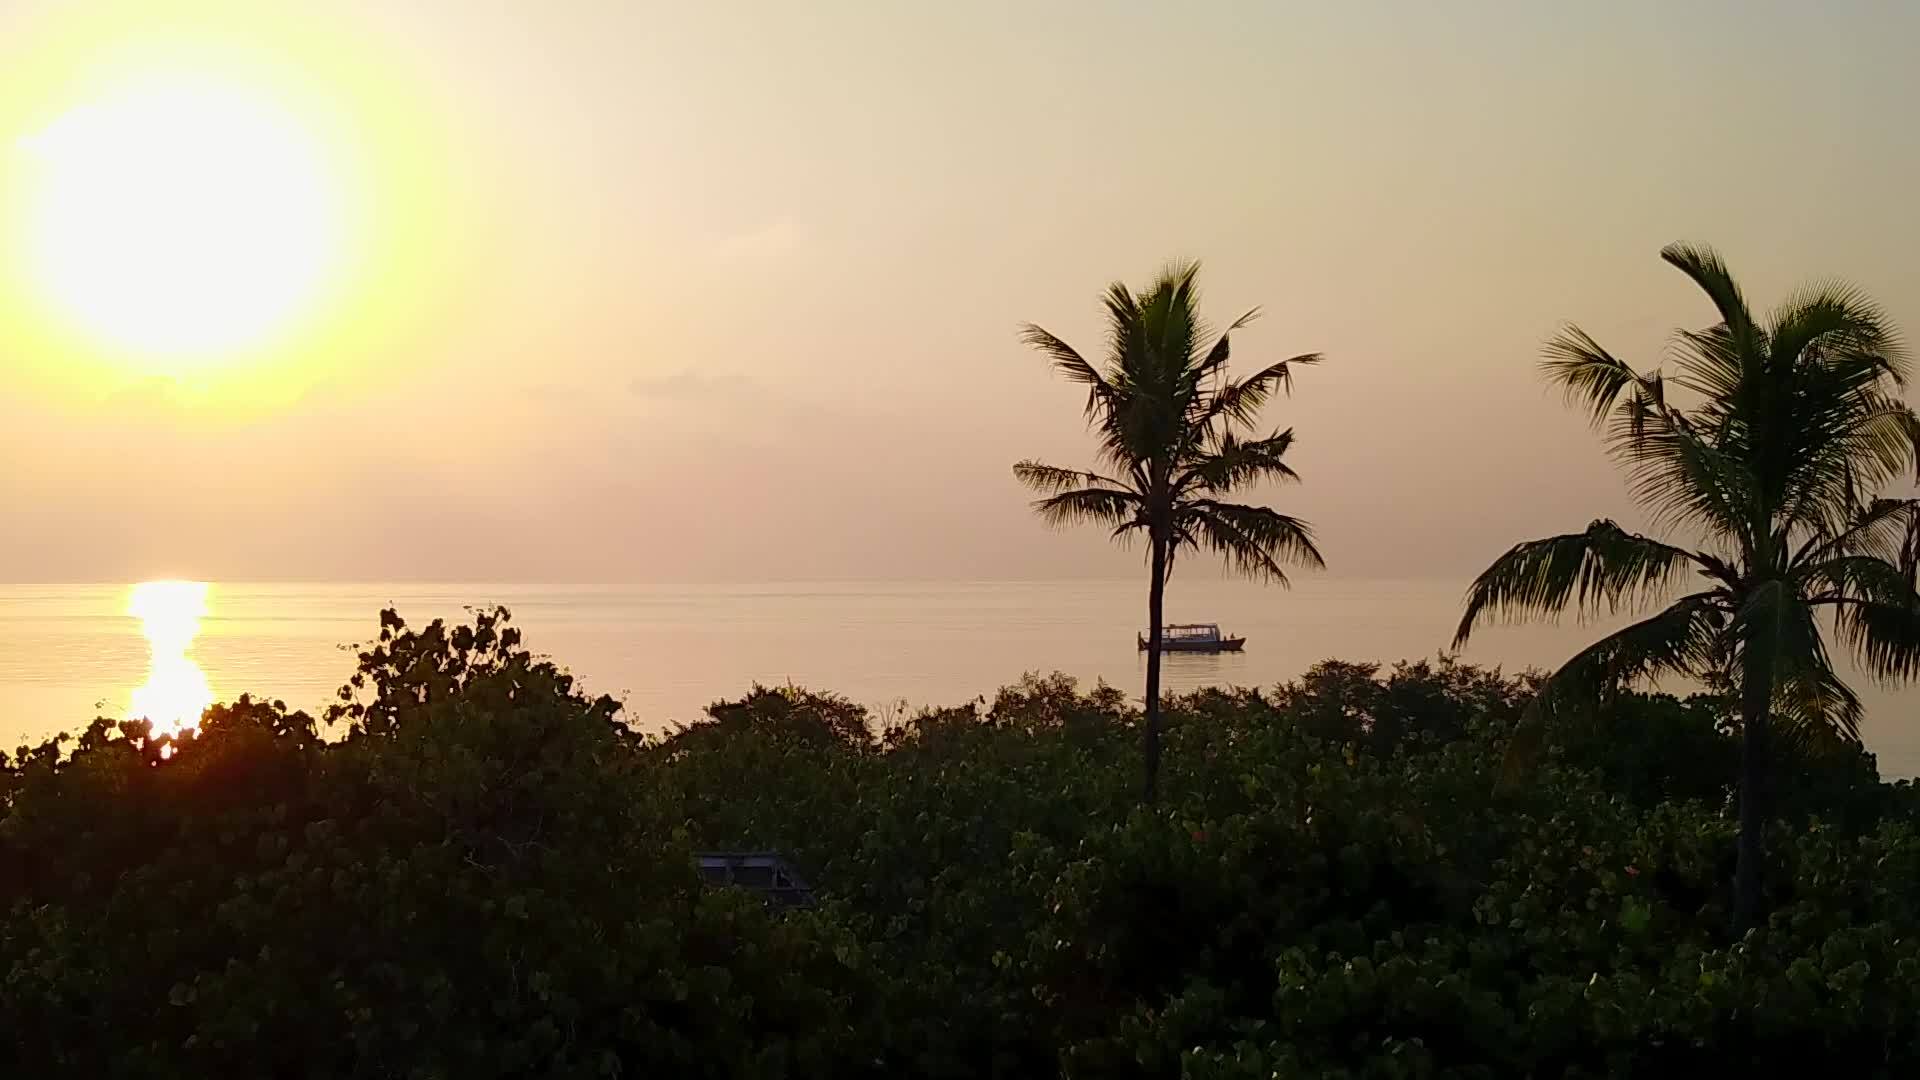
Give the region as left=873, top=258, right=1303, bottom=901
left=5, top=608, right=1920, bottom=1077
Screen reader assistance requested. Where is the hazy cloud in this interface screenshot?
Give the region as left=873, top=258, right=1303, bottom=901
left=627, top=371, right=757, bottom=400
left=710, top=220, right=807, bottom=263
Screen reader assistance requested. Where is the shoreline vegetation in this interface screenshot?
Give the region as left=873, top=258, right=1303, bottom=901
left=5, top=605, right=1920, bottom=1075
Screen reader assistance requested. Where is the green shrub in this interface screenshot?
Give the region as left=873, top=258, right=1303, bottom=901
left=5, top=609, right=1919, bottom=1076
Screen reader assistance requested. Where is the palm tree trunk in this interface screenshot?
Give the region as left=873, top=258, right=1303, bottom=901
left=1143, top=532, right=1167, bottom=805
left=1734, top=661, right=1775, bottom=929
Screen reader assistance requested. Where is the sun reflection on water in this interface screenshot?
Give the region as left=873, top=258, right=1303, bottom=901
left=127, top=581, right=213, bottom=738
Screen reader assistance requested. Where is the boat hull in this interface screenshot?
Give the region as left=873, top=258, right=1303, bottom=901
left=1138, top=636, right=1246, bottom=653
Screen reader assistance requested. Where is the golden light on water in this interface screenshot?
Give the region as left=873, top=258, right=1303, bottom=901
left=128, top=581, right=213, bottom=738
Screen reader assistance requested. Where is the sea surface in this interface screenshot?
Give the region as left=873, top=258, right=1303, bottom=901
left=3, top=580, right=1917, bottom=776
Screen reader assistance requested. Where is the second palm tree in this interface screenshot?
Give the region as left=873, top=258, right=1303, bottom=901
left=1455, top=243, right=1920, bottom=925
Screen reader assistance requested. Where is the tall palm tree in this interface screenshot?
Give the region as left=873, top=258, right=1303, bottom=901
left=1454, top=243, right=1920, bottom=925
left=1015, top=262, right=1325, bottom=803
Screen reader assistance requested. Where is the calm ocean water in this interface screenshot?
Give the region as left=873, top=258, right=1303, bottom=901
left=4, top=580, right=1916, bottom=776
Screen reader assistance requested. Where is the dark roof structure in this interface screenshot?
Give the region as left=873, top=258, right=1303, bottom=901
left=694, top=851, right=817, bottom=909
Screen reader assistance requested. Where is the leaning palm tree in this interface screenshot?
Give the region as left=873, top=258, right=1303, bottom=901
left=1454, top=243, right=1920, bottom=925
left=1015, top=262, right=1325, bottom=803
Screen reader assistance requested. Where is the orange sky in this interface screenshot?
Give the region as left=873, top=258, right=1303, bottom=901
left=4, top=0, right=1919, bottom=582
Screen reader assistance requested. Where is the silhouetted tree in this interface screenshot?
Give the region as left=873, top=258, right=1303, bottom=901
left=1014, top=262, right=1325, bottom=802
left=1455, top=243, right=1920, bottom=925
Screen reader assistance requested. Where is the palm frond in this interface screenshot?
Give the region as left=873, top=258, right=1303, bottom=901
left=1204, top=353, right=1322, bottom=429
left=1543, top=325, right=1651, bottom=426
left=1764, top=360, right=1920, bottom=535
left=1181, top=500, right=1323, bottom=585
left=1772, top=651, right=1864, bottom=745
left=1027, top=486, right=1144, bottom=532
left=1608, top=407, right=1756, bottom=545
left=1455, top=521, right=1704, bottom=647
left=1799, top=498, right=1920, bottom=566
left=1503, top=593, right=1727, bottom=777
left=1769, top=281, right=1908, bottom=385
left=1800, top=553, right=1916, bottom=607
left=1119, top=262, right=1204, bottom=388
left=1019, top=323, right=1112, bottom=416
left=1838, top=397, right=1920, bottom=491
left=1194, top=307, right=1262, bottom=381
left=1668, top=324, right=1746, bottom=403
left=1177, top=429, right=1299, bottom=495
left=1822, top=552, right=1920, bottom=682
left=1545, top=592, right=1727, bottom=699
left=1837, top=598, right=1920, bottom=681
left=1661, top=242, right=1759, bottom=347
left=1012, top=460, right=1134, bottom=496
left=1102, top=280, right=1142, bottom=345
left=1158, top=260, right=1205, bottom=359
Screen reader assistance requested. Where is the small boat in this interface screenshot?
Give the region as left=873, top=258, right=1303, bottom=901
left=1138, top=623, right=1245, bottom=653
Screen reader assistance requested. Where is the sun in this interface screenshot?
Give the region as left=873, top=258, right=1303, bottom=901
left=17, top=73, right=343, bottom=370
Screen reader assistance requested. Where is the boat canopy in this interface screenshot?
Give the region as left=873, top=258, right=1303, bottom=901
left=1159, top=623, right=1221, bottom=641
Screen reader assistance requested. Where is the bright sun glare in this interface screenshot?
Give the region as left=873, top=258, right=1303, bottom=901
left=128, top=580, right=214, bottom=738
left=18, top=75, right=341, bottom=367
